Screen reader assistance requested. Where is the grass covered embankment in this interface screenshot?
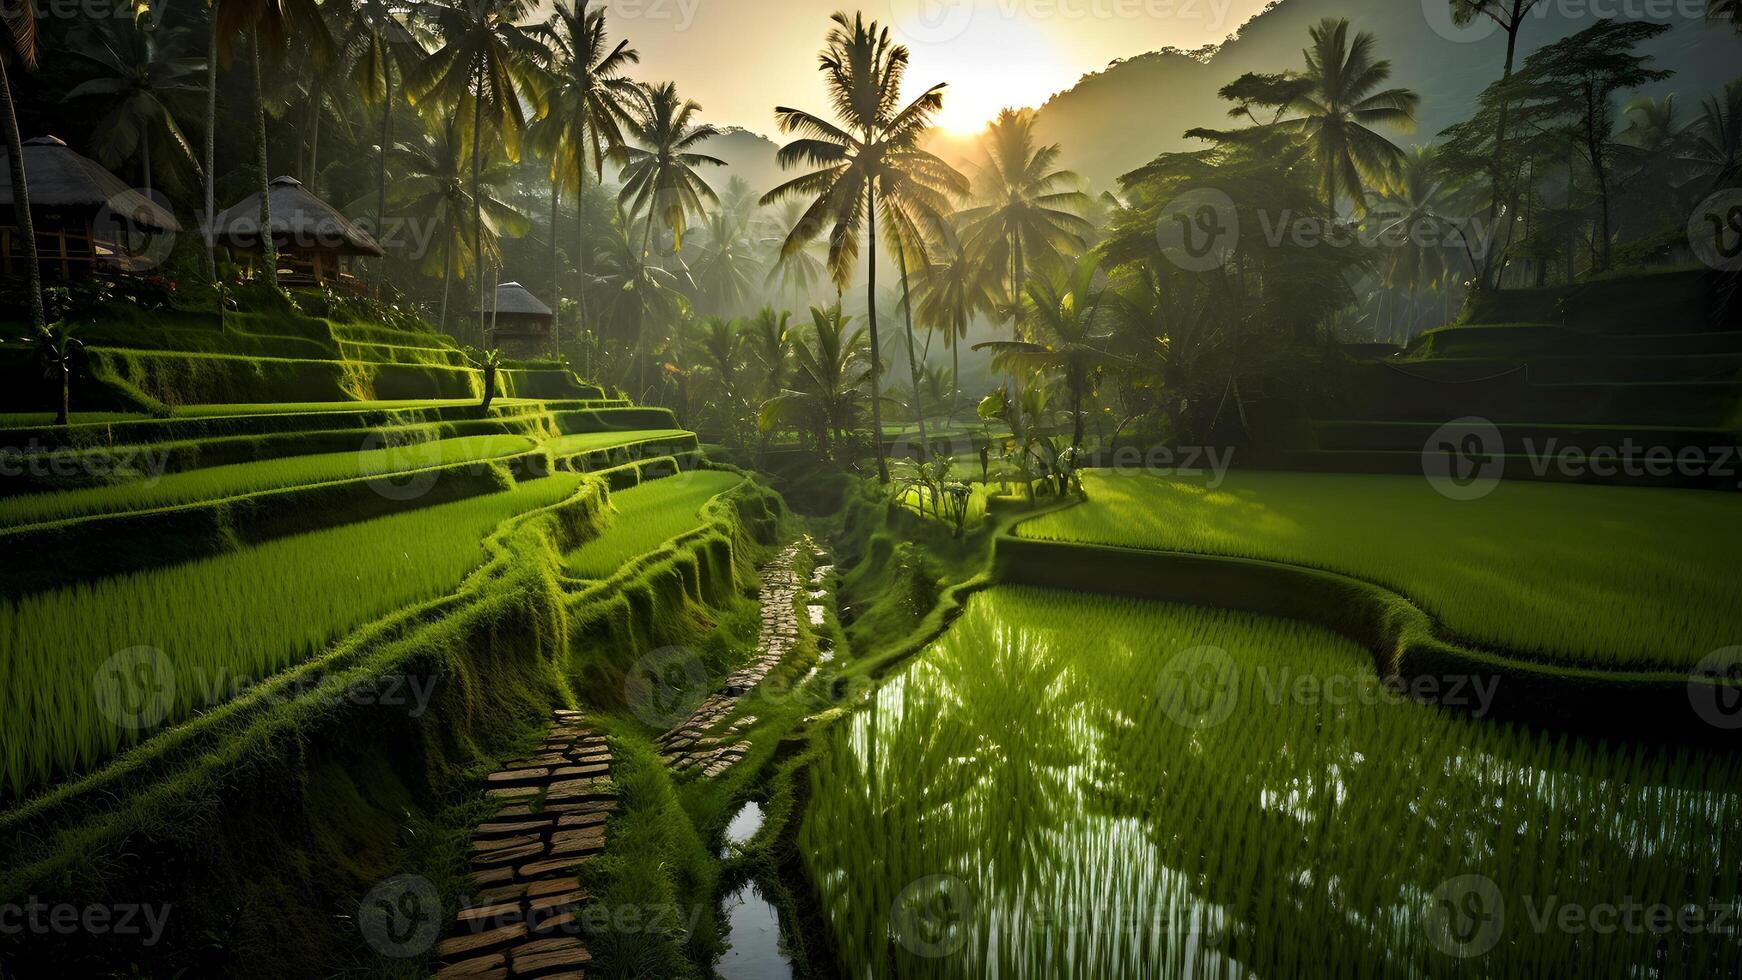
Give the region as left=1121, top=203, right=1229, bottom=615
left=1016, top=470, right=1742, bottom=671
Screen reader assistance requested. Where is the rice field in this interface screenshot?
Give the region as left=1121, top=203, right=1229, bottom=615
left=1015, top=470, right=1742, bottom=670
left=0, top=472, right=585, bottom=796
left=544, top=428, right=695, bottom=457
left=0, top=434, right=536, bottom=527
left=803, top=587, right=1742, bottom=978
left=564, top=471, right=744, bottom=579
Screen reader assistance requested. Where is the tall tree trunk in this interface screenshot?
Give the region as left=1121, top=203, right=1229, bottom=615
left=376, top=59, right=392, bottom=299
left=1479, top=8, right=1526, bottom=291
left=1, top=60, right=45, bottom=331
left=205, top=17, right=218, bottom=283
left=865, top=183, right=888, bottom=484
left=951, top=312, right=961, bottom=418
left=574, top=114, right=590, bottom=379
left=550, top=175, right=560, bottom=357
left=894, top=235, right=930, bottom=456
left=471, top=67, right=485, bottom=345
left=252, top=29, right=278, bottom=289
left=440, top=233, right=453, bottom=331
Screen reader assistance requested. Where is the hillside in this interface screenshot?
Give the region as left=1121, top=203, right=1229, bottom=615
left=1032, top=0, right=1742, bottom=192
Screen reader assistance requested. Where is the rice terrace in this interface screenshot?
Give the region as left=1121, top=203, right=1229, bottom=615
left=1, top=0, right=1741, bottom=977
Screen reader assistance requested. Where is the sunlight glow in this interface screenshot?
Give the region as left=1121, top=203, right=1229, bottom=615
left=894, top=10, right=1073, bottom=136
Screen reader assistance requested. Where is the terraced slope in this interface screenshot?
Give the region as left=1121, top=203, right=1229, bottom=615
left=565, top=471, right=747, bottom=579
left=1017, top=470, right=1742, bottom=669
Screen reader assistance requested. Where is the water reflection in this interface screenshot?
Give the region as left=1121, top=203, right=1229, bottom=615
left=802, top=587, right=1742, bottom=978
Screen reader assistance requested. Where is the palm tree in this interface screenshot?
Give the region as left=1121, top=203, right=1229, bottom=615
left=617, top=81, right=724, bottom=254
left=594, top=210, right=686, bottom=398
left=64, top=21, right=206, bottom=199
left=1284, top=18, right=1419, bottom=214
left=974, top=253, right=1120, bottom=452
left=760, top=303, right=872, bottom=457
left=1712, top=0, right=1741, bottom=28
left=691, top=208, right=762, bottom=315
left=212, top=0, right=332, bottom=290
left=1688, top=78, right=1742, bottom=192
left=760, top=198, right=830, bottom=303
left=331, top=0, right=421, bottom=286
left=534, top=0, right=638, bottom=357
left=743, top=306, right=792, bottom=403
left=409, top=0, right=547, bottom=341
left=957, top=108, right=1093, bottom=338
left=761, top=11, right=967, bottom=483
left=1365, top=145, right=1459, bottom=343
left=1, top=0, right=44, bottom=328
left=915, top=222, right=1000, bottom=413
left=387, top=123, right=530, bottom=332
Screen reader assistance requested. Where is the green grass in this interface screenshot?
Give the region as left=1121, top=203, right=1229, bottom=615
left=564, top=471, right=745, bottom=579
left=0, top=434, right=536, bottom=527
left=544, top=428, right=695, bottom=456
left=1016, top=470, right=1742, bottom=670
left=804, top=587, right=1742, bottom=978
left=0, top=472, right=585, bottom=796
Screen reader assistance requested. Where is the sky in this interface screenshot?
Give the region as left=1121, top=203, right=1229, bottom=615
left=571, top=0, right=1278, bottom=136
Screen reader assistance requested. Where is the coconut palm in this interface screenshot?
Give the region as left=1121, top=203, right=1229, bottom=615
left=1687, top=78, right=1742, bottom=192
left=387, top=123, right=530, bottom=332
left=691, top=208, right=762, bottom=315
left=408, top=0, right=548, bottom=341
left=957, top=108, right=1093, bottom=337
left=1365, top=145, right=1460, bottom=343
left=915, top=223, right=1000, bottom=413
left=760, top=198, right=830, bottom=303
left=617, top=81, right=725, bottom=254
left=761, top=11, right=967, bottom=483
left=974, top=252, right=1121, bottom=453
left=64, top=21, right=206, bottom=198
left=331, top=0, right=422, bottom=277
left=1283, top=18, right=1419, bottom=214
left=593, top=210, right=686, bottom=398
left=533, top=0, right=638, bottom=354
left=1, top=0, right=44, bottom=328
left=743, top=306, right=792, bottom=403
left=212, top=0, right=332, bottom=289
left=759, top=303, right=872, bottom=457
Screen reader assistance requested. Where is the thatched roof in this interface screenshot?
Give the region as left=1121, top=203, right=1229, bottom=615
left=213, top=176, right=384, bottom=257
left=0, top=137, right=181, bottom=232
left=479, top=282, right=554, bottom=318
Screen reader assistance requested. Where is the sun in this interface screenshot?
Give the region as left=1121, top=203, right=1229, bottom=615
left=894, top=11, right=1073, bottom=137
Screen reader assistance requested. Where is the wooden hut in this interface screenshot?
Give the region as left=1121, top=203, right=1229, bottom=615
left=213, top=176, right=384, bottom=288
left=478, top=281, right=554, bottom=354
left=0, top=136, right=182, bottom=279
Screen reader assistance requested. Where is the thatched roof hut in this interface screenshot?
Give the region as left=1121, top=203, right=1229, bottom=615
left=0, top=136, right=181, bottom=279
left=213, top=176, right=383, bottom=287
left=478, top=281, right=554, bottom=338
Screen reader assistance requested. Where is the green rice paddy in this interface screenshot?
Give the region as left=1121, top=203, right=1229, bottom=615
left=564, top=471, right=745, bottom=579
left=544, top=428, right=695, bottom=457
left=0, top=472, right=585, bottom=796
left=0, top=434, right=536, bottom=527
left=803, top=587, right=1742, bottom=978
left=1016, top=470, right=1742, bottom=670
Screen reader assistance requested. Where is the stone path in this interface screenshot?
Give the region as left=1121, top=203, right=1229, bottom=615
left=433, top=709, right=616, bottom=979
left=657, top=538, right=829, bottom=778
